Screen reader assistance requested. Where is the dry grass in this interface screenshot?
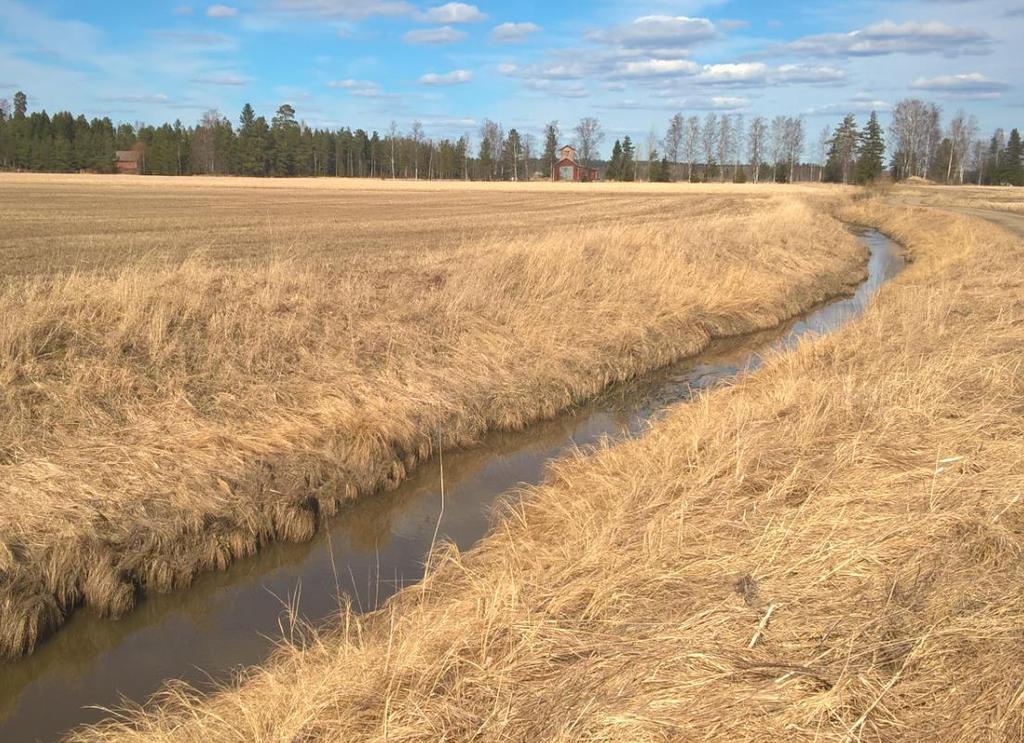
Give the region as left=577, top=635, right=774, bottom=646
left=892, top=182, right=1024, bottom=215
left=66, top=195, right=1024, bottom=742
left=0, top=174, right=865, bottom=658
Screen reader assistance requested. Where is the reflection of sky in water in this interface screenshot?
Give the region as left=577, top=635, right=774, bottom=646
left=0, top=231, right=904, bottom=743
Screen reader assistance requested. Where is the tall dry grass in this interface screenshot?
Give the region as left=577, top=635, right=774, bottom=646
left=0, top=179, right=863, bottom=658
left=67, top=198, right=1024, bottom=742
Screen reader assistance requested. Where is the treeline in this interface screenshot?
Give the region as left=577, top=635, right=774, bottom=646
left=0, top=89, right=1020, bottom=185
left=604, top=114, right=811, bottom=183
left=885, top=99, right=1023, bottom=186
left=0, top=93, right=475, bottom=178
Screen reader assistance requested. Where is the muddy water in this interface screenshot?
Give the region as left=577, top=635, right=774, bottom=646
left=0, top=230, right=904, bottom=742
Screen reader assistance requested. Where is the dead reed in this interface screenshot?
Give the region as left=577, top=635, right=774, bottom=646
left=0, top=177, right=864, bottom=658
left=66, top=196, right=1024, bottom=741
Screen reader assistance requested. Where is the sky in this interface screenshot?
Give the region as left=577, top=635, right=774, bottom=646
left=0, top=0, right=1021, bottom=152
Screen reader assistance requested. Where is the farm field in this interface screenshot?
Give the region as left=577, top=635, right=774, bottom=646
left=892, top=182, right=1024, bottom=215
left=0, top=174, right=867, bottom=664
left=61, top=189, right=1024, bottom=742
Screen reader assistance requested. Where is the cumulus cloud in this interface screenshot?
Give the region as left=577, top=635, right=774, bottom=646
left=911, top=72, right=1010, bottom=97
left=206, top=4, right=238, bottom=17
left=694, top=62, right=767, bottom=85
left=588, top=15, right=716, bottom=50
left=804, top=97, right=892, bottom=115
left=99, top=93, right=173, bottom=104
left=774, top=64, right=847, bottom=84
left=498, top=60, right=587, bottom=80
left=327, top=78, right=397, bottom=98
left=419, top=69, right=473, bottom=85
left=272, top=0, right=415, bottom=19
left=785, top=20, right=991, bottom=57
left=492, top=22, right=540, bottom=42
left=422, top=2, right=484, bottom=23
left=403, top=25, right=466, bottom=44
left=618, top=59, right=700, bottom=77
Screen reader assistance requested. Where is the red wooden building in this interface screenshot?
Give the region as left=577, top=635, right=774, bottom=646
left=114, top=150, right=142, bottom=174
left=551, top=145, right=598, bottom=182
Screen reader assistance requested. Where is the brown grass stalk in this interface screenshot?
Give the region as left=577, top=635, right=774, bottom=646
left=0, top=177, right=864, bottom=658
left=65, top=195, right=1024, bottom=742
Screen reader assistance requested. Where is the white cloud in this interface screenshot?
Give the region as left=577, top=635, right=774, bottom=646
left=423, top=3, right=484, bottom=24
left=419, top=69, right=473, bottom=85
left=694, top=62, right=767, bottom=84
left=492, top=22, right=540, bottom=42
left=99, top=93, right=173, bottom=104
left=497, top=58, right=592, bottom=81
left=206, top=4, right=238, bottom=17
left=589, top=15, right=717, bottom=49
left=786, top=20, right=991, bottom=57
left=403, top=26, right=466, bottom=44
left=774, top=64, right=847, bottom=84
left=911, top=72, right=1010, bottom=97
left=804, top=98, right=892, bottom=115
left=618, top=59, right=700, bottom=77
left=272, top=0, right=415, bottom=19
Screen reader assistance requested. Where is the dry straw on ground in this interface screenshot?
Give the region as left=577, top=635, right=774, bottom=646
left=0, top=175, right=863, bottom=658
left=67, top=196, right=1024, bottom=742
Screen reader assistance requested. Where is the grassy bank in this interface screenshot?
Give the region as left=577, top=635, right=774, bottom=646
left=0, top=178, right=864, bottom=657
left=69, top=198, right=1024, bottom=741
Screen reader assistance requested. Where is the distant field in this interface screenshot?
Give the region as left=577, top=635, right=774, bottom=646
left=1, top=173, right=793, bottom=276
left=891, top=182, right=1024, bottom=214
left=0, top=174, right=865, bottom=660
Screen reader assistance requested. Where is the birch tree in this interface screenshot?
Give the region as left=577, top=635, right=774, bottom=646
left=748, top=116, right=767, bottom=183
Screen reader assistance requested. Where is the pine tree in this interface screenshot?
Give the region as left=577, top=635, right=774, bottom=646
left=824, top=114, right=859, bottom=184
left=541, top=121, right=558, bottom=178
left=607, top=139, right=623, bottom=181
left=271, top=104, right=299, bottom=176
left=620, top=135, right=636, bottom=182
left=1004, top=129, right=1023, bottom=186
left=854, top=111, right=885, bottom=184
left=13, top=91, right=27, bottom=119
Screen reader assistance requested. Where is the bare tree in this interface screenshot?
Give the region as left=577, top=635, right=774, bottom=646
left=665, top=113, right=684, bottom=180
left=522, top=133, right=536, bottom=180
left=191, top=109, right=224, bottom=174
left=684, top=115, right=700, bottom=181
left=410, top=120, right=424, bottom=179
left=701, top=113, right=719, bottom=180
left=970, top=138, right=986, bottom=185
left=769, top=115, right=787, bottom=182
left=717, top=114, right=733, bottom=181
left=645, top=128, right=659, bottom=181
left=817, top=125, right=831, bottom=182
left=573, top=117, right=604, bottom=170
left=388, top=120, right=398, bottom=178
left=786, top=116, right=805, bottom=183
left=732, top=114, right=745, bottom=179
left=748, top=116, right=767, bottom=183
left=945, top=110, right=977, bottom=184
left=890, top=98, right=942, bottom=180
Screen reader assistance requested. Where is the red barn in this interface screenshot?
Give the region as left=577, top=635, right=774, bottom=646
left=114, top=150, right=142, bottom=174
left=552, top=145, right=597, bottom=182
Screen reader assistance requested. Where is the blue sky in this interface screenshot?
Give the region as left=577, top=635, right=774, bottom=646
left=1, top=0, right=1021, bottom=153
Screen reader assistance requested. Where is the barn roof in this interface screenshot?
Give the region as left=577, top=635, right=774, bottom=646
left=114, top=150, right=141, bottom=162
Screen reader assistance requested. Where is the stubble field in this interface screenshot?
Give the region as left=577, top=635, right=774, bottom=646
left=0, top=174, right=865, bottom=660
